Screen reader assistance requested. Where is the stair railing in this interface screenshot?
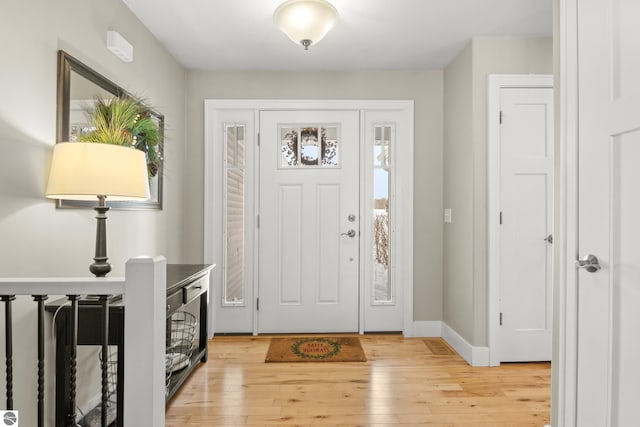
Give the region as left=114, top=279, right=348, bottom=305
left=0, top=256, right=166, bottom=427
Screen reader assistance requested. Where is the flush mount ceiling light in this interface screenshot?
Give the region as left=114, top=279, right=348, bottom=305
left=273, top=0, right=338, bottom=50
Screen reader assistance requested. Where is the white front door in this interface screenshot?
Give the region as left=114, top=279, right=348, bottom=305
left=575, top=0, right=640, bottom=425
left=499, top=85, right=553, bottom=362
left=258, top=110, right=360, bottom=333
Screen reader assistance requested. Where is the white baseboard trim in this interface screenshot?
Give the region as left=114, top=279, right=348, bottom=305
left=441, top=322, right=490, bottom=367
left=406, top=321, right=490, bottom=367
left=408, top=320, right=442, bottom=337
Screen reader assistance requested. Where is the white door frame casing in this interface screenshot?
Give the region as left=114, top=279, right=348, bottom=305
left=203, top=99, right=414, bottom=336
left=553, top=0, right=579, bottom=425
left=487, top=74, right=554, bottom=366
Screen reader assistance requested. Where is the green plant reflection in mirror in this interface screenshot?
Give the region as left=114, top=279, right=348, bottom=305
left=56, top=50, right=164, bottom=210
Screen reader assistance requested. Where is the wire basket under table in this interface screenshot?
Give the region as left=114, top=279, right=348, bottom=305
left=165, top=310, right=197, bottom=391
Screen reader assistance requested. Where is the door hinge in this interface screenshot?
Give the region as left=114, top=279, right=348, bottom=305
left=257, top=214, right=260, bottom=229
left=499, top=110, right=503, bottom=124
left=500, top=312, right=503, bottom=326
left=499, top=211, right=503, bottom=225
left=256, top=297, right=259, bottom=311
left=257, top=132, right=260, bottom=147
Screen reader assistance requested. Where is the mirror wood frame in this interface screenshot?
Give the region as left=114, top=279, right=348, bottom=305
left=56, top=50, right=164, bottom=210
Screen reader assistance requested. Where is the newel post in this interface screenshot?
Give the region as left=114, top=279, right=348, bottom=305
left=123, top=256, right=166, bottom=426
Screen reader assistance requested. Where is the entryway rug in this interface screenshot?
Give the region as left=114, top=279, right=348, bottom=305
left=423, top=338, right=456, bottom=355
left=265, top=336, right=367, bottom=362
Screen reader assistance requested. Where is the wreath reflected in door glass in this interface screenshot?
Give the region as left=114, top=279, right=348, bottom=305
left=280, top=125, right=339, bottom=168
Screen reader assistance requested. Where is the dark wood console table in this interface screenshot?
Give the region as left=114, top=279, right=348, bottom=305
left=46, top=264, right=214, bottom=426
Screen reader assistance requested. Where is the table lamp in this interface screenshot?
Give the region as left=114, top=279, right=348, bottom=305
left=45, top=142, right=150, bottom=277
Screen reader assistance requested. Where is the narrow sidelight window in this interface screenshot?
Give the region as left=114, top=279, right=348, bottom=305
left=224, top=124, right=245, bottom=304
left=373, top=125, right=392, bottom=303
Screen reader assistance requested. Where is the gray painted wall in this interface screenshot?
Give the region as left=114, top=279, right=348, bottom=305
left=0, top=0, right=186, bottom=423
left=443, top=36, right=553, bottom=347
left=184, top=70, right=444, bottom=321
left=443, top=42, right=475, bottom=341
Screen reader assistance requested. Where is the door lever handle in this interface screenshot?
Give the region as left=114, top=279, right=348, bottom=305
left=575, top=254, right=601, bottom=273
left=543, top=234, right=553, bottom=244
left=341, top=229, right=356, bottom=238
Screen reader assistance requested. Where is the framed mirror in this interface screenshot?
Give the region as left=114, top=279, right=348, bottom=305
left=56, top=50, right=164, bottom=210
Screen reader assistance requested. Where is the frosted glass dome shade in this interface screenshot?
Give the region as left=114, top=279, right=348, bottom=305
left=273, top=0, right=338, bottom=50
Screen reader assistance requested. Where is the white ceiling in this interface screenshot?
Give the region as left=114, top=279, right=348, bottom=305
left=122, top=0, right=552, bottom=71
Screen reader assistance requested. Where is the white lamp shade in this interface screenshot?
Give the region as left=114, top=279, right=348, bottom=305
left=45, top=142, right=150, bottom=201
left=273, top=0, right=338, bottom=47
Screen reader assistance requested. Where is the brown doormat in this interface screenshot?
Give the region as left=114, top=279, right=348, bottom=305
left=423, top=338, right=456, bottom=355
left=265, top=336, right=367, bottom=362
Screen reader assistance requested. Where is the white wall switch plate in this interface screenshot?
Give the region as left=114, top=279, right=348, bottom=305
left=444, top=208, right=452, bottom=223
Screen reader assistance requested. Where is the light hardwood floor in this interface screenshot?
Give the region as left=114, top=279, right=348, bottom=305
left=165, top=334, right=550, bottom=426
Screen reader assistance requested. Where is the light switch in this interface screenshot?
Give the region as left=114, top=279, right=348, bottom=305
left=444, top=208, right=452, bottom=223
